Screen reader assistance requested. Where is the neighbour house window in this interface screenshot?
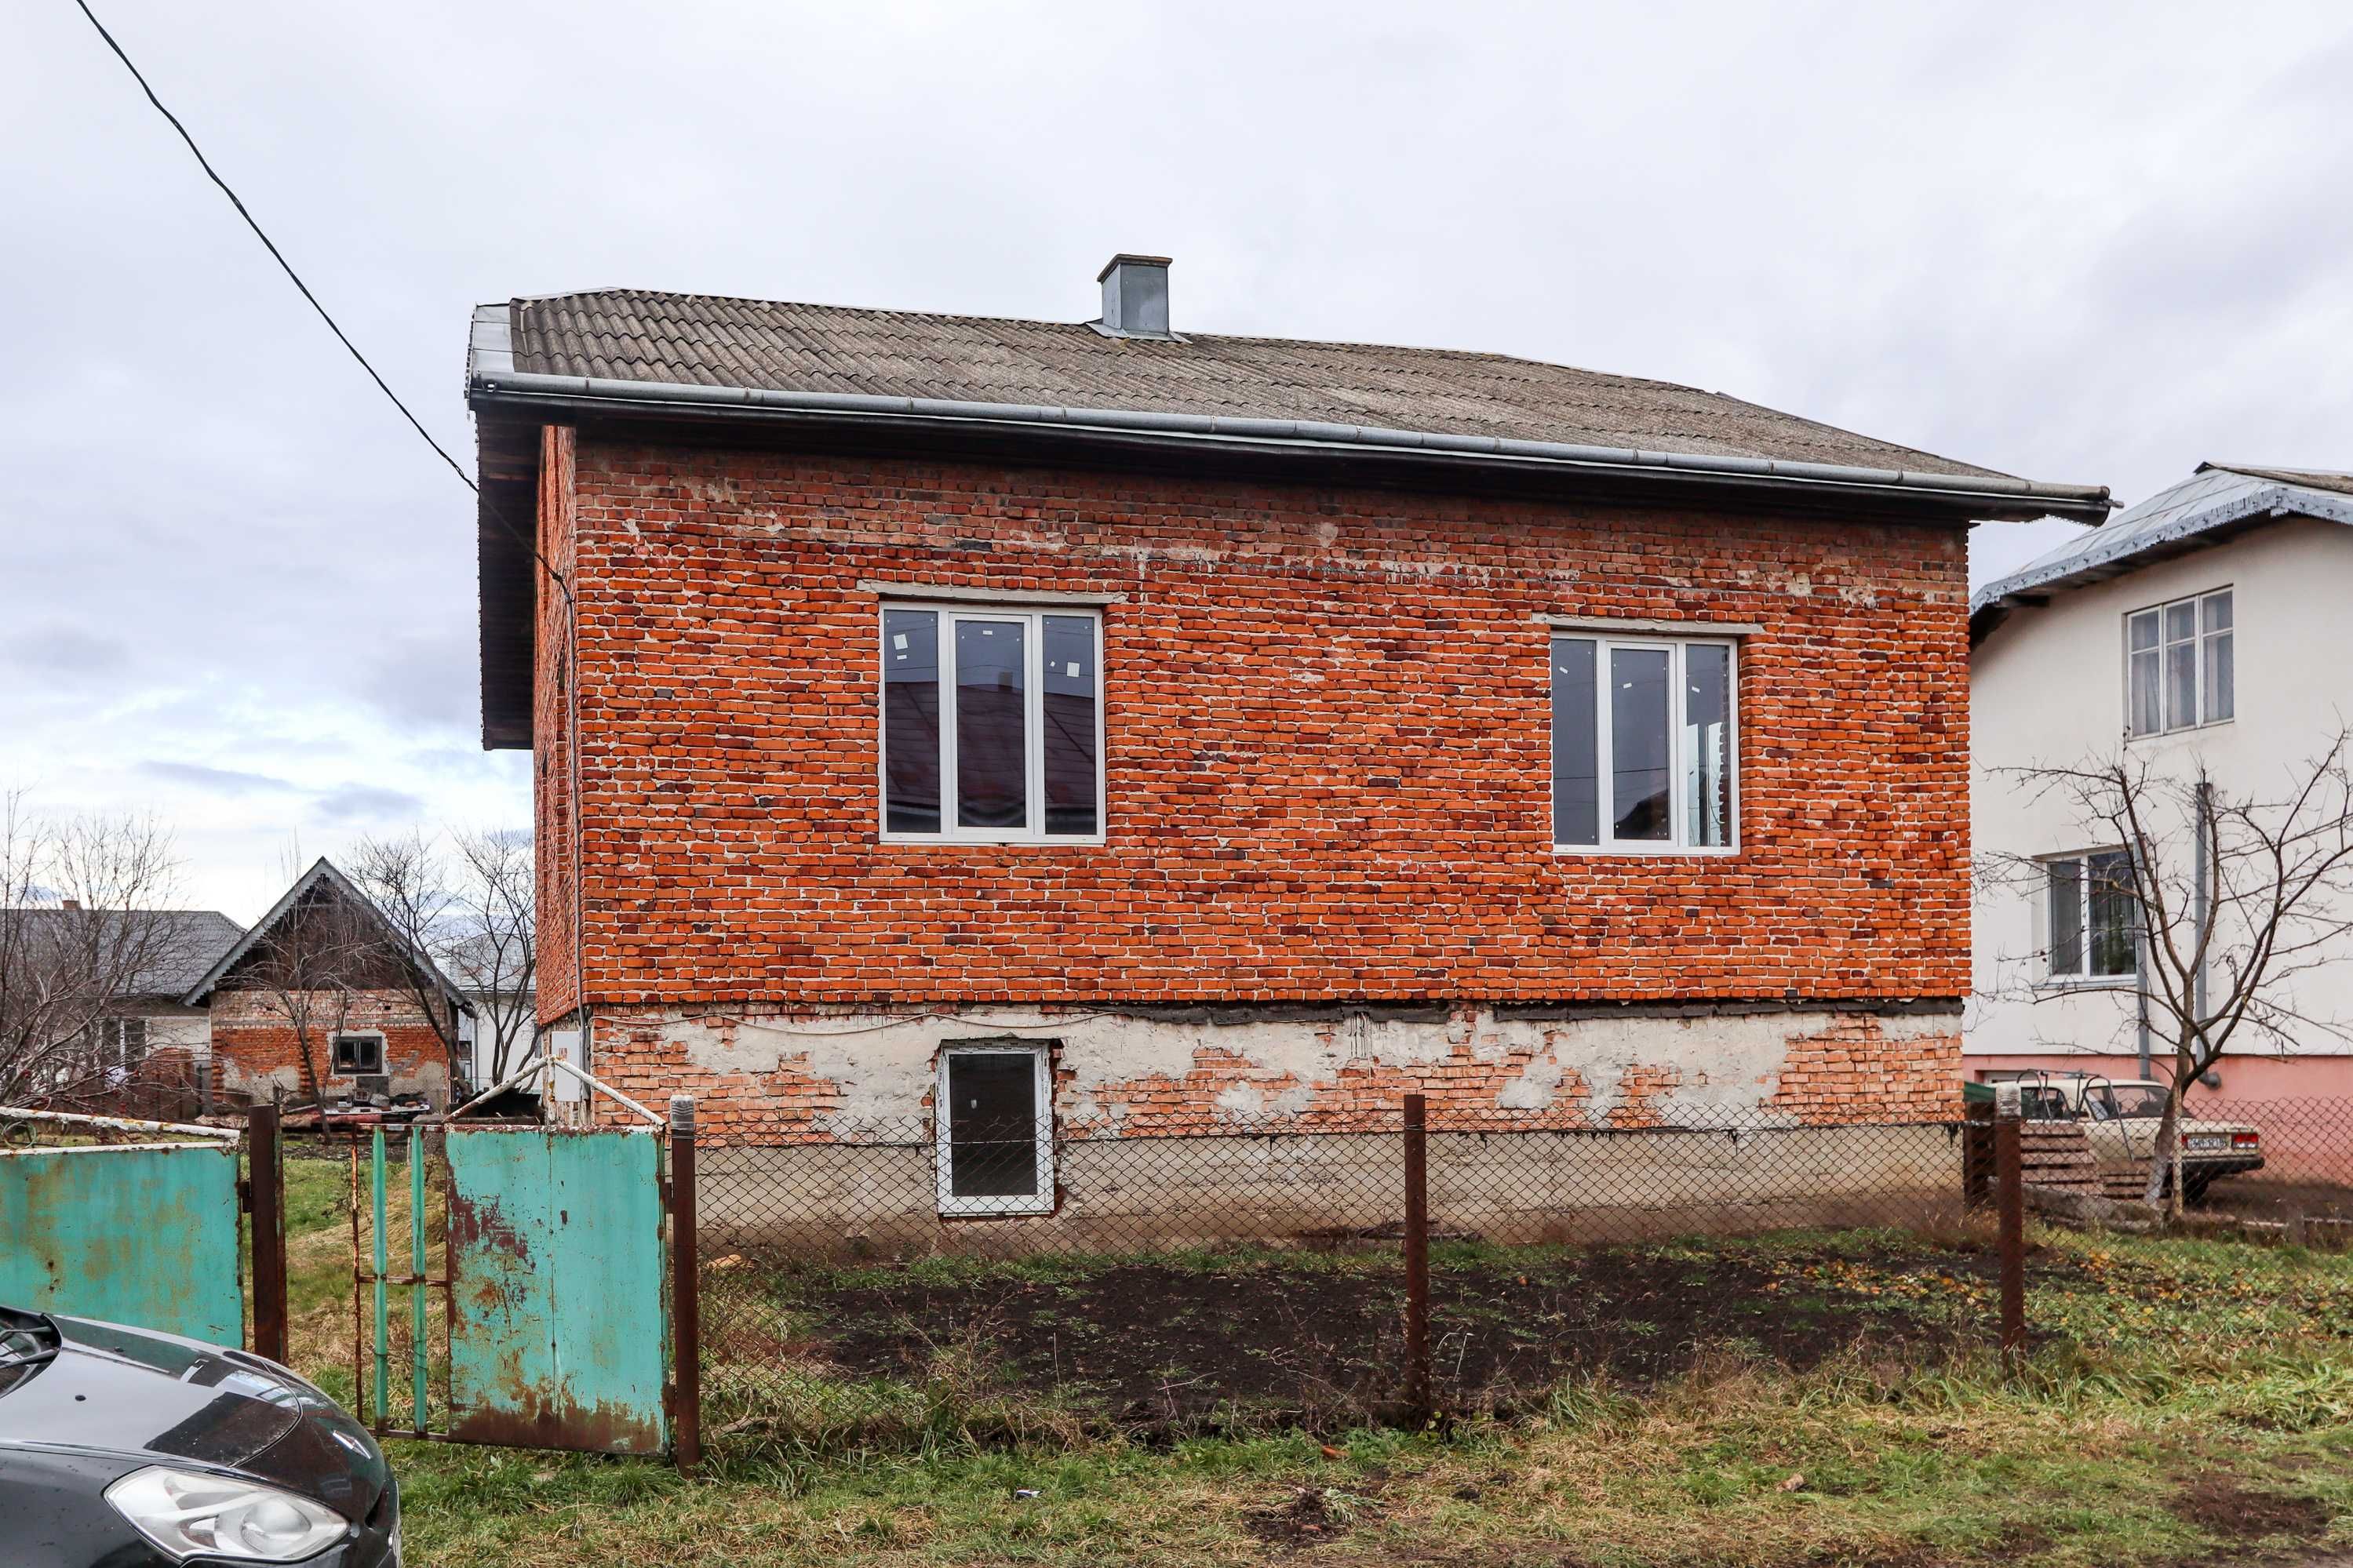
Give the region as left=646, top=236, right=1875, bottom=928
left=882, top=606, right=1103, bottom=842
left=1551, top=635, right=1736, bottom=852
left=2045, top=849, right=2137, bottom=980
left=332, top=1032, right=385, bottom=1075
left=2125, top=589, right=2232, bottom=737
left=934, top=1042, right=1055, bottom=1217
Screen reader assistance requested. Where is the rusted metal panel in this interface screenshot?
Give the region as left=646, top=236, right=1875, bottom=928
left=0, top=1142, right=242, bottom=1345
left=445, top=1126, right=666, bottom=1454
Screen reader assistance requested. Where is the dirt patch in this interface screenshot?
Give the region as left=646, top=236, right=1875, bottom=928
left=786, top=1240, right=2023, bottom=1435
left=1246, top=1483, right=1386, bottom=1548
left=2170, top=1474, right=2335, bottom=1541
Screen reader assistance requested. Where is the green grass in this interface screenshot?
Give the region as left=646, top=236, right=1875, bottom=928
left=270, top=1166, right=2353, bottom=1566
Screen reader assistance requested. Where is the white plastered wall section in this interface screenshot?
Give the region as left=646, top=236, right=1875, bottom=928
left=650, top=1002, right=1957, bottom=1130
left=1969, top=517, right=2353, bottom=1060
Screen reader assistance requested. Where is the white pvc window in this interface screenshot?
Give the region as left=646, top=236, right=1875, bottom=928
left=2044, top=849, right=2137, bottom=981
left=881, top=606, right=1103, bottom=842
left=1552, top=635, right=1736, bottom=853
left=934, top=1043, right=1055, bottom=1217
left=2125, top=589, right=2231, bottom=737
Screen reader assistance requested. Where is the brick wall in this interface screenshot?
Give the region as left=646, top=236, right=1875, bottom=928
left=209, top=988, right=452, bottom=1103
left=544, top=439, right=1971, bottom=1014
left=532, top=424, right=582, bottom=1022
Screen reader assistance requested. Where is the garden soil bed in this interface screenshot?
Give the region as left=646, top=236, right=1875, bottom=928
left=778, top=1240, right=2037, bottom=1432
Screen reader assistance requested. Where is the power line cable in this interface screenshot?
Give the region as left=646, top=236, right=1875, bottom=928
left=71, top=0, right=479, bottom=496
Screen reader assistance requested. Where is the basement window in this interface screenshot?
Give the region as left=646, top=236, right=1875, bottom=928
left=1552, top=635, right=1737, bottom=853
left=331, top=1032, right=385, bottom=1075
left=882, top=606, right=1103, bottom=842
left=934, top=1042, right=1055, bottom=1217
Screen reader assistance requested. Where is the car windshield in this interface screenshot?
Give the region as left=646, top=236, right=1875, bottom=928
left=2108, top=1084, right=2173, bottom=1119
left=0, top=1311, right=60, bottom=1398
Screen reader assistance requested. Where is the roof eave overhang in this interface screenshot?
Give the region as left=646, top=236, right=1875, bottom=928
left=1968, top=484, right=2353, bottom=646
left=465, top=369, right=2115, bottom=526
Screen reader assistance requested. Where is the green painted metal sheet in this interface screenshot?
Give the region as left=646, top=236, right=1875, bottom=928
left=0, top=1143, right=243, bottom=1346
left=445, top=1127, right=667, bottom=1454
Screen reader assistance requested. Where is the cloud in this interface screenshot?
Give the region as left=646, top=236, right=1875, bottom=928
left=313, top=784, right=428, bottom=824
left=3, top=625, right=131, bottom=681
left=137, top=760, right=300, bottom=795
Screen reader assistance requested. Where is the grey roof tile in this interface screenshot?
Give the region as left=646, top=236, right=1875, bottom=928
left=505, top=289, right=2012, bottom=479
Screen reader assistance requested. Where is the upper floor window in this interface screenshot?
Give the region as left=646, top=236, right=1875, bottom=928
left=1552, top=634, right=1736, bottom=853
left=2125, top=589, right=2231, bottom=737
left=2045, top=849, right=2136, bottom=980
left=881, top=605, right=1103, bottom=842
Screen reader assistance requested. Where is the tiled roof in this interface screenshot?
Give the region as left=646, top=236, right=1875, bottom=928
left=502, top=289, right=2012, bottom=480
left=5, top=908, right=243, bottom=998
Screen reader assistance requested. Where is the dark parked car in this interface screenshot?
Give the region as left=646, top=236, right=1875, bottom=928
left=0, top=1305, right=397, bottom=1565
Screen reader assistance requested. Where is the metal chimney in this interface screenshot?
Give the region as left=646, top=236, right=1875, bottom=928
left=1097, top=254, right=1172, bottom=338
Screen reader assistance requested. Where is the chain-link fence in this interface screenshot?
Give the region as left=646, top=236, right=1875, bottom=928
left=693, top=1104, right=1987, bottom=1448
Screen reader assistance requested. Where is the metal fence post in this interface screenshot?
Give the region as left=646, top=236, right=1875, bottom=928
left=1401, top=1092, right=1431, bottom=1424
left=246, top=1104, right=288, bottom=1365
left=1995, top=1091, right=2026, bottom=1357
left=668, top=1094, right=701, bottom=1473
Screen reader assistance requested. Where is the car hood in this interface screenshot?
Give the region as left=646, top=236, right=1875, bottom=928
left=0, top=1312, right=388, bottom=1521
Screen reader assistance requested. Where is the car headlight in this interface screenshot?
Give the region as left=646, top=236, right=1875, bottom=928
left=104, top=1465, right=351, bottom=1562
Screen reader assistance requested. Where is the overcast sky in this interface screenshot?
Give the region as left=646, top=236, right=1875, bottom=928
left=6, top=1, right=2350, bottom=922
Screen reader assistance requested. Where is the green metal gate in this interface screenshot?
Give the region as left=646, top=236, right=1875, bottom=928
left=0, top=1129, right=244, bottom=1346
left=355, top=1122, right=671, bottom=1457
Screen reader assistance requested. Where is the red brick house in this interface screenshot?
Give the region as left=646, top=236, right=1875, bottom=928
left=184, top=858, right=469, bottom=1110
left=467, top=257, right=2110, bottom=1217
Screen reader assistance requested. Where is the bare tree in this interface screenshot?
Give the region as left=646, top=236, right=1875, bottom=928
left=0, top=792, right=190, bottom=1105
left=1982, top=732, right=2353, bottom=1213
left=231, top=883, right=391, bottom=1110
left=348, top=828, right=536, bottom=1088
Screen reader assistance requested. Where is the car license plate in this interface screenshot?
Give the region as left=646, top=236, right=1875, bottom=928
left=2186, top=1135, right=2227, bottom=1151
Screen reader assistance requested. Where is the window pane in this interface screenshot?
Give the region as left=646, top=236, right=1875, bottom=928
left=2049, top=859, right=2083, bottom=977
left=955, top=619, right=1028, bottom=829
left=1682, top=644, right=1733, bottom=848
left=2204, top=630, right=2234, bottom=723
left=2165, top=639, right=2196, bottom=731
left=2088, top=849, right=2136, bottom=977
left=1610, top=646, right=1671, bottom=842
left=2128, top=649, right=2162, bottom=736
left=945, top=1053, right=1040, bottom=1199
left=883, top=609, right=942, bottom=833
left=2164, top=600, right=2196, bottom=645
left=1041, top=616, right=1098, bottom=835
left=1551, top=638, right=1599, bottom=846
left=2202, top=591, right=2231, bottom=633
left=2127, top=608, right=2160, bottom=653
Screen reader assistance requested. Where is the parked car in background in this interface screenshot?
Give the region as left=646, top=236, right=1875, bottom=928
left=1987, top=1071, right=2265, bottom=1202
left=0, top=1305, right=398, bottom=1565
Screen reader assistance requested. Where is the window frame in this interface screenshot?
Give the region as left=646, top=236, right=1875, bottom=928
left=878, top=602, right=1107, bottom=846
left=2124, top=587, right=2233, bottom=739
left=331, top=1031, right=386, bottom=1075
left=1550, top=632, right=1740, bottom=857
left=932, top=1042, right=1057, bottom=1218
left=2041, top=849, right=2139, bottom=984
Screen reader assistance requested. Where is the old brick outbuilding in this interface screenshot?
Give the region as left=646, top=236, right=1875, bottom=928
left=467, top=257, right=2110, bottom=1219
left=184, top=858, right=468, bottom=1109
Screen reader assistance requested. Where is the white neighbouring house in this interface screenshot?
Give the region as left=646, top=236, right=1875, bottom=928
left=1969, top=462, right=2353, bottom=1108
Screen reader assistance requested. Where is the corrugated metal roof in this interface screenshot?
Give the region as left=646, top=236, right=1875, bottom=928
left=1971, top=463, right=2353, bottom=620
left=498, top=289, right=2020, bottom=481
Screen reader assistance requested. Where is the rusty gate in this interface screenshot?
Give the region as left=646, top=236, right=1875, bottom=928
left=351, top=1119, right=674, bottom=1457
left=0, top=1108, right=247, bottom=1346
